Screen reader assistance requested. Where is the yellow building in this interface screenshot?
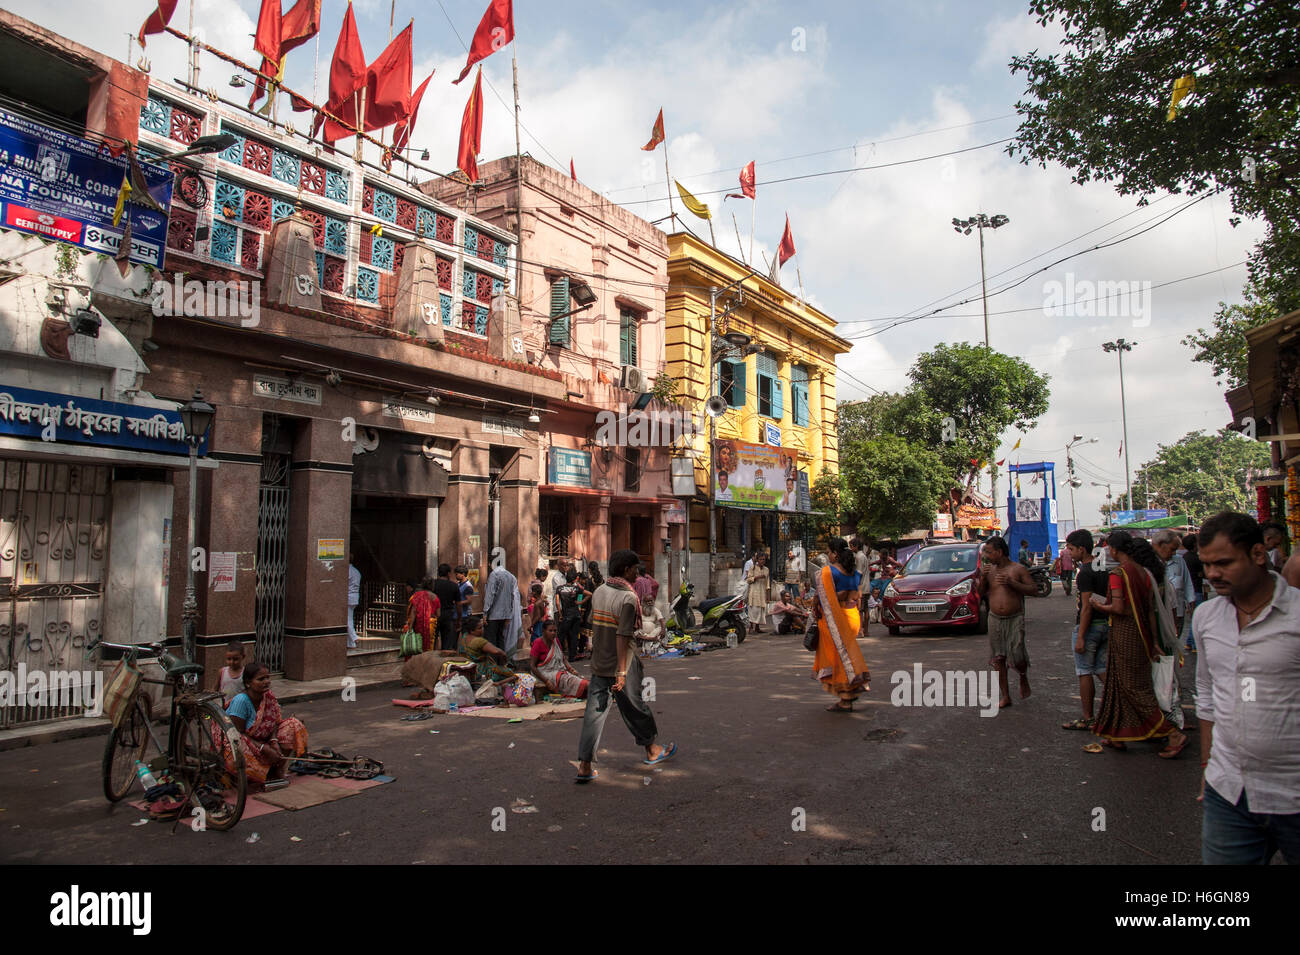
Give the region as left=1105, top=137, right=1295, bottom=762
left=665, top=233, right=853, bottom=595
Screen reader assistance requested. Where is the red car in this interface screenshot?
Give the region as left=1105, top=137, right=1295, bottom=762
left=879, top=541, right=986, bottom=635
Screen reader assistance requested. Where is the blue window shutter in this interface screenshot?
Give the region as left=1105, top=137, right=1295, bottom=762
left=773, top=379, right=784, bottom=420
left=549, top=277, right=570, bottom=346
left=730, top=359, right=747, bottom=407
left=792, top=383, right=807, bottom=426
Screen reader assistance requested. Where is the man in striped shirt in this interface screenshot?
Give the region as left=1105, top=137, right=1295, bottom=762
left=575, top=549, right=676, bottom=783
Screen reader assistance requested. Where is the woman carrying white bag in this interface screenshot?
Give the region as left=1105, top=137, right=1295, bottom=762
left=1083, top=530, right=1189, bottom=757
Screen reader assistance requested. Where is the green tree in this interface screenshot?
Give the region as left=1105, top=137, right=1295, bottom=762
left=1181, top=280, right=1278, bottom=389
left=1135, top=427, right=1270, bottom=518
left=837, top=391, right=937, bottom=447
left=906, top=343, right=1051, bottom=483
left=838, top=434, right=952, bottom=539
left=1007, top=1, right=1300, bottom=314
left=808, top=467, right=843, bottom=542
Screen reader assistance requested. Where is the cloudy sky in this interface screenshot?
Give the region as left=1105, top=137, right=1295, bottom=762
left=12, top=0, right=1262, bottom=524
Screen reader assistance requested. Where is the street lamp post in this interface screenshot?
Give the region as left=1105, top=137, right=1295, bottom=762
left=1102, top=339, right=1135, bottom=512
left=952, top=212, right=1010, bottom=347
left=180, top=388, right=215, bottom=664
left=1065, top=435, right=1098, bottom=525
left=1091, top=481, right=1114, bottom=527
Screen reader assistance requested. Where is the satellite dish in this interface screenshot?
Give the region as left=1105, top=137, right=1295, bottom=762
left=705, top=395, right=728, bottom=418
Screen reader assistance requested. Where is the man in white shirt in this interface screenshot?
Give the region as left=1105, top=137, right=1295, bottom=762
left=1194, top=511, right=1300, bottom=865
left=1153, top=529, right=1197, bottom=636
left=851, top=538, right=872, bottom=612
left=347, top=557, right=361, bottom=649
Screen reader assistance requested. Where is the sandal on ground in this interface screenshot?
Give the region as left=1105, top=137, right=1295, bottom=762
left=1082, top=742, right=1104, bottom=754
left=574, top=769, right=598, bottom=784
left=1158, top=734, right=1189, bottom=760
left=1062, top=718, right=1095, bottom=730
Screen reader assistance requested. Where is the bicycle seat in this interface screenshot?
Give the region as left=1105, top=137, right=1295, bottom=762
left=159, top=652, right=204, bottom=678
left=696, top=595, right=734, bottom=614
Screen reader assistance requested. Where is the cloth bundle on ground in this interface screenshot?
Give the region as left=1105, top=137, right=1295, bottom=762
left=400, top=650, right=475, bottom=696
left=502, top=674, right=536, bottom=706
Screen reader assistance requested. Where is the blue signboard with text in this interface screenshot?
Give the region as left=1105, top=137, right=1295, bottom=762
left=0, top=385, right=203, bottom=456
left=548, top=448, right=592, bottom=487
left=0, top=108, right=173, bottom=267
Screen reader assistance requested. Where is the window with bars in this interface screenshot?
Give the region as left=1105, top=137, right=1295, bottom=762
left=619, top=307, right=640, bottom=367
left=756, top=352, right=784, bottom=420
left=539, top=496, right=571, bottom=557
left=791, top=365, right=810, bottom=427
left=549, top=276, right=571, bottom=347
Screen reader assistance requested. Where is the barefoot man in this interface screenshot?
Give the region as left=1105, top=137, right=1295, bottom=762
left=978, top=536, right=1036, bottom=708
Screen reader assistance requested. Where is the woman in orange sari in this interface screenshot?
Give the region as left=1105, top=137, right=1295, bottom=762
left=812, top=537, right=871, bottom=712
left=1087, top=530, right=1188, bottom=757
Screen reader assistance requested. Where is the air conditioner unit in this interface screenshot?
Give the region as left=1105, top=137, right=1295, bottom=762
left=620, top=365, right=649, bottom=393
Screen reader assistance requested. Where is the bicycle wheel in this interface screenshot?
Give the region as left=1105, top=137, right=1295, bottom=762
left=173, top=700, right=246, bottom=831
left=101, top=695, right=153, bottom=803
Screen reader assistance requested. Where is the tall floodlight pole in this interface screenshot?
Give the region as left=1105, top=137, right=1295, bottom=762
left=1091, top=481, right=1114, bottom=527
left=1102, top=339, right=1136, bottom=511
left=953, top=212, right=1010, bottom=525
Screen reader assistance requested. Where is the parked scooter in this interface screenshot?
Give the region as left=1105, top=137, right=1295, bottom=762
left=1029, top=565, right=1052, bottom=597
left=665, top=570, right=747, bottom=643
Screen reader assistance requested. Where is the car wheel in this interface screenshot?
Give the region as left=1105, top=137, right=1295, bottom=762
left=974, top=603, right=988, bottom=635
left=887, top=626, right=900, bottom=636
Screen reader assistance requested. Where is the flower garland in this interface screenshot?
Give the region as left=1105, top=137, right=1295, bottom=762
left=1258, top=485, right=1272, bottom=524
left=1287, top=467, right=1300, bottom=543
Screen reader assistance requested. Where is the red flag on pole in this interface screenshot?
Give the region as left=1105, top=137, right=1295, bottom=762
left=641, top=109, right=665, bottom=151
left=777, top=215, right=796, bottom=266
left=252, top=0, right=282, bottom=62
left=318, top=3, right=367, bottom=142
left=570, top=158, right=576, bottom=181
left=363, top=21, right=413, bottom=131
left=393, top=71, right=434, bottom=154
left=249, top=0, right=321, bottom=109
left=137, top=0, right=179, bottom=47
left=279, top=0, right=322, bottom=58
left=726, top=161, right=756, bottom=200
left=458, top=68, right=485, bottom=183
left=454, top=0, right=515, bottom=84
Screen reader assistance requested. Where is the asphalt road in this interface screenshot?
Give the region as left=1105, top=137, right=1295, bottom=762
left=1, top=585, right=1205, bottom=864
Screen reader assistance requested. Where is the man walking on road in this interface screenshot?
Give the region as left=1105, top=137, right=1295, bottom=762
left=978, top=536, right=1037, bottom=708
left=575, top=548, right=676, bottom=783
left=1195, top=511, right=1300, bottom=864
left=1062, top=530, right=1106, bottom=731
left=483, top=560, right=522, bottom=655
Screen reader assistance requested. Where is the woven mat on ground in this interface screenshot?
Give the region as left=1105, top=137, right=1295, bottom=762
left=251, top=773, right=394, bottom=810
left=452, top=701, right=586, bottom=721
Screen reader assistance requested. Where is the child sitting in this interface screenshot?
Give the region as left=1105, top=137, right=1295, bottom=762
left=218, top=641, right=246, bottom=704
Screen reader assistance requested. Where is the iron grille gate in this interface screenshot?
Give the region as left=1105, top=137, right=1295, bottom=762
left=0, top=461, right=111, bottom=728
left=254, top=453, right=289, bottom=672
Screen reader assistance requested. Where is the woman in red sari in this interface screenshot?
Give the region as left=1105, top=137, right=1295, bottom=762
left=1087, top=531, right=1188, bottom=757
left=223, top=661, right=309, bottom=785
left=405, top=576, right=440, bottom=656
left=812, top=537, right=871, bottom=712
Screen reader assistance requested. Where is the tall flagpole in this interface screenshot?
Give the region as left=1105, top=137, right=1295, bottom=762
left=512, top=50, right=523, bottom=299
left=731, top=212, right=746, bottom=266
left=749, top=198, right=755, bottom=271
left=662, top=135, right=677, bottom=228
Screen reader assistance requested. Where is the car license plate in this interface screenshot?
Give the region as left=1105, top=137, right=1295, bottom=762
left=904, top=602, right=940, bottom=613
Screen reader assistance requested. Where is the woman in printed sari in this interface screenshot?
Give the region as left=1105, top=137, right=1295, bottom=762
left=1086, top=531, right=1189, bottom=757
left=812, top=537, right=871, bottom=712
left=405, top=576, right=440, bottom=656
left=459, top=613, right=519, bottom=687
left=224, top=661, right=309, bottom=785
left=530, top=619, right=589, bottom=698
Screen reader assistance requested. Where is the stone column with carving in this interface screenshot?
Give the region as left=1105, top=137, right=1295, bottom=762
left=264, top=215, right=323, bottom=310
left=393, top=240, right=444, bottom=343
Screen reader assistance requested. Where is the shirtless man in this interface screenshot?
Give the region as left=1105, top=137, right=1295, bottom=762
left=977, top=536, right=1037, bottom=707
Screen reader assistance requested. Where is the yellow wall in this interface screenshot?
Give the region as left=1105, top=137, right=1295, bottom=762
left=664, top=234, right=850, bottom=550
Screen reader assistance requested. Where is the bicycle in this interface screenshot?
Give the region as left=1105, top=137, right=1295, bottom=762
left=89, top=639, right=247, bottom=831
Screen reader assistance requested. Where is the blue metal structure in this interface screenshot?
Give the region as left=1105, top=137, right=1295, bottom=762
left=1006, top=462, right=1059, bottom=559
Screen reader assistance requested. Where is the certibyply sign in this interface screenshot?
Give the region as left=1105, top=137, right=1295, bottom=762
left=0, top=108, right=173, bottom=267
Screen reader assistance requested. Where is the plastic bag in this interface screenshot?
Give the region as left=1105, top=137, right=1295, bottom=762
left=444, top=673, right=475, bottom=708
left=474, top=680, right=501, bottom=703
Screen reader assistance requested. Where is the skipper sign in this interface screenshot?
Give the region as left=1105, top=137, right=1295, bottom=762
left=0, top=108, right=173, bottom=266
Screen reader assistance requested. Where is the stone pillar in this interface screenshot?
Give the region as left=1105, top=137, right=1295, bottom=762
left=105, top=475, right=174, bottom=646
left=264, top=215, right=323, bottom=310
left=282, top=418, right=351, bottom=680
left=441, top=444, right=490, bottom=606
left=497, top=444, right=540, bottom=584
left=393, top=240, right=444, bottom=342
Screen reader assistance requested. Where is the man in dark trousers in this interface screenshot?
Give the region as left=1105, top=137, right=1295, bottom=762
left=432, top=563, right=462, bottom=651
left=575, top=549, right=676, bottom=783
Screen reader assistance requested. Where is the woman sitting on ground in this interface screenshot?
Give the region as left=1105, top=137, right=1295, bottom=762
left=459, top=614, right=519, bottom=686
left=530, top=619, right=588, bottom=699
left=224, top=661, right=308, bottom=785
